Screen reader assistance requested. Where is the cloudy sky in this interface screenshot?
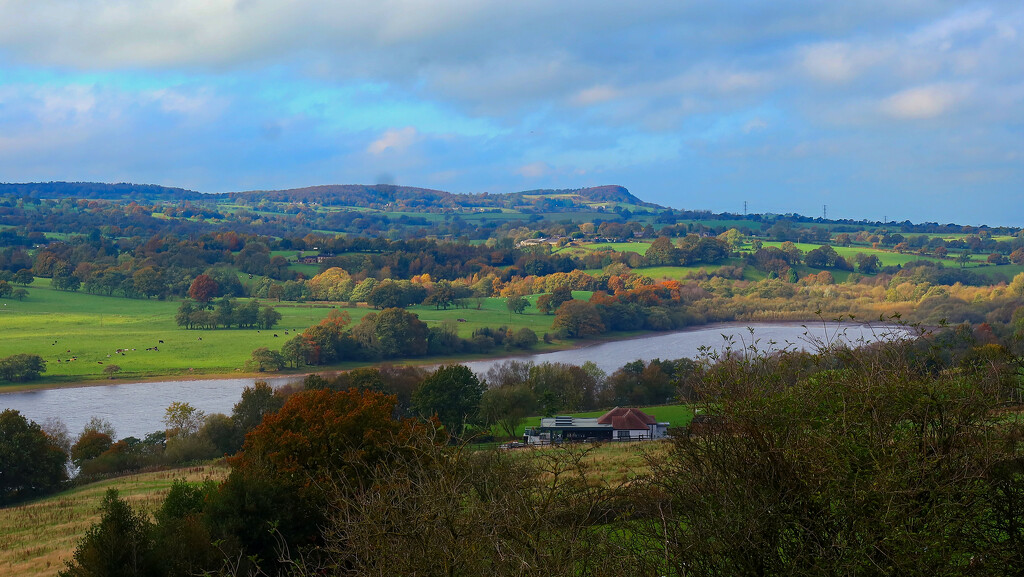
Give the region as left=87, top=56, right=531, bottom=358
left=0, top=1, right=1021, bottom=225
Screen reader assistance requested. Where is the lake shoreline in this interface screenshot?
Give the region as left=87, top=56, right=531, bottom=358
left=0, top=318, right=902, bottom=394
left=1, top=320, right=909, bottom=440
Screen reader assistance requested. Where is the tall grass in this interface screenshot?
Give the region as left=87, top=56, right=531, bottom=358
left=0, top=464, right=229, bottom=577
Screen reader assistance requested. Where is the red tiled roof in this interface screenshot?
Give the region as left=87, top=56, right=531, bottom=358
left=597, top=407, right=657, bottom=430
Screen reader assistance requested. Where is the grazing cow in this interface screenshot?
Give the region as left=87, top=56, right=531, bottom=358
left=273, top=334, right=279, bottom=337
left=159, top=340, right=164, bottom=343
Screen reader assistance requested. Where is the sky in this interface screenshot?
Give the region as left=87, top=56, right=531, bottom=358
left=0, top=1, right=1021, bottom=226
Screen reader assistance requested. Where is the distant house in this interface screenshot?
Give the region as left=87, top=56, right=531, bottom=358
left=297, top=253, right=334, bottom=264
left=523, top=407, right=669, bottom=445
left=515, top=236, right=565, bottom=248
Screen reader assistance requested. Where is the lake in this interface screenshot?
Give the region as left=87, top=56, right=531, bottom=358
left=0, top=322, right=903, bottom=439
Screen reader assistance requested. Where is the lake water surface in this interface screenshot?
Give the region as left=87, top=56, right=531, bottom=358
left=1, top=322, right=902, bottom=439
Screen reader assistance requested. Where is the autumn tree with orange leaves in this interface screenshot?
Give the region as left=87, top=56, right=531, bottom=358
left=206, top=387, right=427, bottom=565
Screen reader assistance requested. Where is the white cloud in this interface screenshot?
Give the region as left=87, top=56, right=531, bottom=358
left=367, top=126, right=418, bottom=154
left=145, top=88, right=221, bottom=118
left=910, top=8, right=994, bottom=48
left=518, top=162, right=551, bottom=178
left=571, top=85, right=619, bottom=106
left=37, top=85, right=98, bottom=123
left=800, top=42, right=888, bottom=84
left=880, top=84, right=967, bottom=119
left=743, top=118, right=769, bottom=133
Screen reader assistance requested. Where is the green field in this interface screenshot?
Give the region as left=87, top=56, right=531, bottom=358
left=757, top=241, right=952, bottom=268
left=287, top=262, right=322, bottom=277
left=759, top=241, right=1024, bottom=279
left=580, top=241, right=652, bottom=254
left=0, top=281, right=347, bottom=383
left=410, top=291, right=589, bottom=338
left=0, top=283, right=577, bottom=386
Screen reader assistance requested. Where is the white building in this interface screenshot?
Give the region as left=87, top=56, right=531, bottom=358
left=524, top=407, right=670, bottom=445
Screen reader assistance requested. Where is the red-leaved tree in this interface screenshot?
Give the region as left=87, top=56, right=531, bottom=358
left=206, top=387, right=428, bottom=559
left=187, top=274, right=219, bottom=303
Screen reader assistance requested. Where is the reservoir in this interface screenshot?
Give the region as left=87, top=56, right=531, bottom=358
left=1, top=322, right=903, bottom=439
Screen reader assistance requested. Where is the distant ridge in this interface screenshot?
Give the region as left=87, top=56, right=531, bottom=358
left=519, top=185, right=648, bottom=205
left=0, top=181, right=659, bottom=210
left=228, top=183, right=654, bottom=209
left=230, top=184, right=460, bottom=207
left=0, top=181, right=204, bottom=201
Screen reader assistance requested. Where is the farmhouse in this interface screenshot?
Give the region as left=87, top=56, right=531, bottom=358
left=523, top=407, right=669, bottom=445
left=515, top=236, right=565, bottom=248
left=296, top=252, right=334, bottom=264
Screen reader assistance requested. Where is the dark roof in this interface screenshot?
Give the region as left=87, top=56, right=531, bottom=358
left=598, top=407, right=658, bottom=431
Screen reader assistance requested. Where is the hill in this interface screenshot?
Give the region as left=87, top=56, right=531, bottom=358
left=0, top=181, right=660, bottom=213
left=519, top=185, right=649, bottom=205
left=0, top=182, right=205, bottom=202
left=229, top=183, right=658, bottom=212
left=229, top=183, right=471, bottom=209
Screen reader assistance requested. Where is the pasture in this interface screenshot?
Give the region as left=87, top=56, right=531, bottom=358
left=0, top=282, right=574, bottom=385
left=580, top=241, right=652, bottom=254
left=758, top=241, right=1024, bottom=279
left=757, top=241, right=951, bottom=268
left=409, top=291, right=588, bottom=338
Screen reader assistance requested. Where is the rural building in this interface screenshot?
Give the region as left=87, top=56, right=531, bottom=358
left=523, top=407, right=669, bottom=445
left=297, top=253, right=334, bottom=264
left=515, top=236, right=565, bottom=248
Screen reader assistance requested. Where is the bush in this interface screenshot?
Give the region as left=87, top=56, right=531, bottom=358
left=508, top=327, right=539, bottom=349
left=163, top=435, right=218, bottom=464
left=0, top=410, right=67, bottom=504
left=59, top=489, right=156, bottom=577
left=0, top=353, right=46, bottom=382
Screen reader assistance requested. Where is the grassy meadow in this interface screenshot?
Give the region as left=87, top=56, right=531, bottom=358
left=580, top=241, right=652, bottom=254
left=759, top=241, right=1024, bottom=279
left=0, top=463, right=230, bottom=577
left=0, top=280, right=347, bottom=384
left=0, top=281, right=574, bottom=386
left=567, top=237, right=1021, bottom=282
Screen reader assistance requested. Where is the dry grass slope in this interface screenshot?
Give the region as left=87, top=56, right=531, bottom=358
left=0, top=440, right=664, bottom=577
left=0, top=464, right=229, bottom=577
